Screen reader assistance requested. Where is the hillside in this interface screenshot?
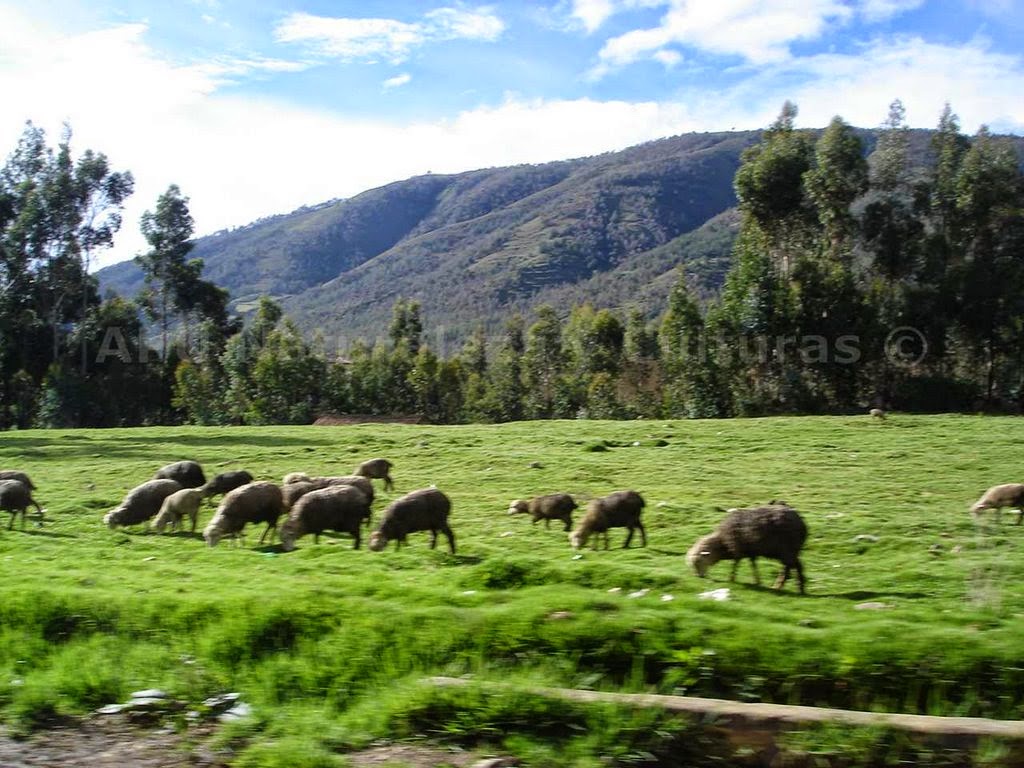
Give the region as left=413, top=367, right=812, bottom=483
left=99, top=127, right=1022, bottom=343
left=98, top=130, right=757, bottom=341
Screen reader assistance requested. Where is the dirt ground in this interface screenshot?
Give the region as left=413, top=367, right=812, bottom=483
left=0, top=718, right=507, bottom=768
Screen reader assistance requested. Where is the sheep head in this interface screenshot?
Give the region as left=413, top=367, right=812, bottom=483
left=103, top=507, right=126, bottom=529
left=686, top=534, right=725, bottom=577
left=368, top=531, right=388, bottom=551
left=203, top=521, right=224, bottom=547
left=279, top=518, right=302, bottom=552
left=508, top=499, right=528, bottom=515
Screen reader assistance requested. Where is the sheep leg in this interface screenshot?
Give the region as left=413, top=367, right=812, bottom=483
left=353, top=528, right=361, bottom=550
left=563, top=519, right=572, bottom=532
left=32, top=500, right=44, bottom=526
left=315, top=533, right=321, bottom=544
left=774, top=565, right=789, bottom=590
left=729, top=560, right=739, bottom=582
left=637, top=521, right=647, bottom=547
left=8, top=511, right=14, bottom=530
left=189, top=509, right=198, bottom=533
left=623, top=526, right=635, bottom=548
left=749, top=557, right=761, bottom=586
left=794, top=559, right=806, bottom=594
left=544, top=518, right=550, bottom=529
left=430, top=529, right=438, bottom=549
left=441, top=525, right=456, bottom=554
left=1016, top=508, right=1023, bottom=525
left=384, top=475, right=394, bottom=492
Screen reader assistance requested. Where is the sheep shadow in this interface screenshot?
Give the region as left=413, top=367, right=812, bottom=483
left=827, top=589, right=930, bottom=601
left=17, top=529, right=76, bottom=539
left=168, top=531, right=204, bottom=542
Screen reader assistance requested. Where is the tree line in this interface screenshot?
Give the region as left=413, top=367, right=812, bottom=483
left=1, top=102, right=1022, bottom=428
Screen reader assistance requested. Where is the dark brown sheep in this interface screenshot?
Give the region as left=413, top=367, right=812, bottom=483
left=508, top=493, right=577, bottom=531
left=105, top=479, right=182, bottom=529
left=204, top=481, right=285, bottom=547
left=154, top=461, right=206, bottom=489
left=569, top=490, right=646, bottom=549
left=355, top=458, right=394, bottom=491
left=0, top=479, right=44, bottom=530
left=0, top=470, right=36, bottom=491
left=687, top=504, right=808, bottom=594
left=368, top=488, right=453, bottom=553
left=202, top=470, right=254, bottom=499
left=970, top=483, right=1024, bottom=524
left=280, top=485, right=371, bottom=551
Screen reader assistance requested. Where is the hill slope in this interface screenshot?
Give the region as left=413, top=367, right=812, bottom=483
left=98, top=131, right=758, bottom=341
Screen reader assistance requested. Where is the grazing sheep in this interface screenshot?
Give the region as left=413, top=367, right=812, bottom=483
left=154, top=460, right=206, bottom=489
left=569, top=490, right=646, bottom=550
left=0, top=479, right=44, bottom=530
left=104, top=479, right=182, bottom=529
left=0, top=470, right=36, bottom=490
left=152, top=488, right=206, bottom=533
left=687, top=503, right=808, bottom=594
left=355, top=458, right=394, bottom=491
left=280, top=485, right=371, bottom=551
left=203, top=481, right=285, bottom=547
left=202, top=470, right=254, bottom=499
left=368, top=488, right=454, bottom=553
left=283, top=475, right=373, bottom=509
left=869, top=408, right=886, bottom=420
left=508, top=493, right=577, bottom=531
left=283, top=472, right=312, bottom=485
left=970, top=483, right=1024, bottom=524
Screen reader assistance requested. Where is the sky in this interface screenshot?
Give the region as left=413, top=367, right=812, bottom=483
left=2, top=0, right=1023, bottom=269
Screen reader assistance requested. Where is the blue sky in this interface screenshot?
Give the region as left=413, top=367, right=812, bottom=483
left=2, top=0, right=1022, bottom=267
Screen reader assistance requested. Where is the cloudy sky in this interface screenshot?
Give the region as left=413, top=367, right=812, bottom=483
left=2, top=0, right=1022, bottom=268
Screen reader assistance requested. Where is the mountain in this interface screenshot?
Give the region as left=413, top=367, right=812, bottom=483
left=103, top=127, right=1021, bottom=343
left=98, top=130, right=757, bottom=343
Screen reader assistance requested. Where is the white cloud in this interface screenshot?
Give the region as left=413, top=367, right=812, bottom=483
left=594, top=0, right=853, bottom=73
left=274, top=6, right=504, bottom=64
left=652, top=48, right=682, bottom=67
left=857, top=0, right=925, bottom=22
left=2, top=6, right=1021, bottom=275
left=571, top=0, right=617, bottom=32
left=383, top=72, right=412, bottom=89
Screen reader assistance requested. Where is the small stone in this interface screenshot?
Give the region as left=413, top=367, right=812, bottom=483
left=547, top=611, right=573, bottom=621
left=825, top=512, right=845, bottom=519
left=499, top=531, right=514, bottom=538
left=202, top=693, right=241, bottom=711
left=220, top=702, right=252, bottom=722
left=142, top=556, right=157, bottom=562
left=798, top=618, right=819, bottom=628
left=607, top=587, right=622, bottom=594
left=656, top=501, right=670, bottom=508
left=461, top=590, right=477, bottom=596
left=472, top=759, right=519, bottom=768
left=571, top=554, right=583, bottom=560
left=631, top=441, right=641, bottom=447
left=627, top=589, right=649, bottom=599
left=852, top=534, right=879, bottom=543
left=854, top=601, right=889, bottom=611
left=660, top=594, right=674, bottom=602
left=96, top=704, right=126, bottom=715
left=699, top=588, right=731, bottom=601
left=528, top=461, right=543, bottom=469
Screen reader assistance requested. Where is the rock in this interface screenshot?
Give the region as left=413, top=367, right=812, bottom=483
left=130, top=689, right=168, bottom=700
left=461, top=590, right=477, bottom=596
left=852, top=534, right=879, bottom=543
left=660, top=594, right=674, bottom=602
left=472, top=759, right=519, bottom=768
left=627, top=589, right=649, bottom=599
left=854, top=601, right=889, bottom=611
left=220, top=702, right=252, bottom=722
left=95, top=704, right=126, bottom=715
left=699, top=588, right=731, bottom=601
left=547, top=611, right=573, bottom=621
left=202, top=692, right=241, bottom=712
left=499, top=531, right=514, bottom=537
left=825, top=512, right=845, bottom=519
left=142, top=556, right=156, bottom=562
left=631, top=441, right=641, bottom=447
left=607, top=587, right=622, bottom=594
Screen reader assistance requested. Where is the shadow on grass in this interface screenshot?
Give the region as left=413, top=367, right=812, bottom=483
left=168, top=531, right=205, bottom=542
left=20, top=529, right=77, bottom=539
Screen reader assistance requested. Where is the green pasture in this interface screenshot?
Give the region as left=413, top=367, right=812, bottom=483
left=0, top=415, right=1022, bottom=765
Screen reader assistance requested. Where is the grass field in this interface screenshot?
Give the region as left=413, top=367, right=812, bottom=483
left=1, top=415, right=1023, bottom=766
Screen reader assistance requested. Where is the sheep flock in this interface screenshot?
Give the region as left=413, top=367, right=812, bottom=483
left=4, top=423, right=1021, bottom=598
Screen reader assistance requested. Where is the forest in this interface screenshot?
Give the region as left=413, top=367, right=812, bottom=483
left=1, top=99, right=1022, bottom=428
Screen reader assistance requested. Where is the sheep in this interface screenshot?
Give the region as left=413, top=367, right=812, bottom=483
left=0, top=470, right=36, bottom=490
left=153, top=460, right=206, bottom=489
left=687, top=503, right=808, bottom=594
left=970, top=483, right=1024, bottom=525
left=869, top=408, right=886, bottom=420
left=283, top=472, right=312, bottom=485
left=202, top=470, right=254, bottom=499
left=368, top=488, right=454, bottom=553
left=104, top=479, right=182, bottom=529
left=283, top=475, right=374, bottom=509
left=280, top=485, right=371, bottom=551
left=355, top=458, right=394, bottom=491
left=569, top=490, right=646, bottom=550
left=0, top=479, right=44, bottom=530
left=508, top=493, right=577, bottom=531
left=151, top=488, right=207, bottom=533
left=203, top=481, right=285, bottom=547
